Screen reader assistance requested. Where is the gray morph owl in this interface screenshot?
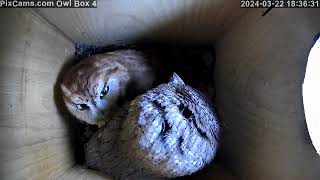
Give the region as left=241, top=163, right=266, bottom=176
left=85, top=73, right=220, bottom=179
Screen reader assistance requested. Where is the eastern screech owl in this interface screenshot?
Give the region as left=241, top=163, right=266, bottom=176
left=60, top=50, right=155, bottom=126
left=85, top=73, right=220, bottom=179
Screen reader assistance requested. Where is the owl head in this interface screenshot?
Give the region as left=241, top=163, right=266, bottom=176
left=60, top=54, right=130, bottom=127
left=122, top=73, right=220, bottom=178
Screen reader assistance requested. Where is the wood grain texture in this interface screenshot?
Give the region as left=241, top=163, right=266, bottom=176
left=34, top=0, right=246, bottom=46
left=0, top=9, right=75, bottom=180
left=58, top=166, right=112, bottom=180
left=215, top=9, right=320, bottom=180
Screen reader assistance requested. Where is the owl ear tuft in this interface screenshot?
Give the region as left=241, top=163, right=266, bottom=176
left=61, top=84, right=72, bottom=97
left=170, top=72, right=185, bottom=85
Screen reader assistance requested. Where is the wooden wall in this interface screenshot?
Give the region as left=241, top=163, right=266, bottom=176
left=35, top=0, right=246, bottom=46
left=215, top=8, right=320, bottom=180
left=0, top=9, right=76, bottom=179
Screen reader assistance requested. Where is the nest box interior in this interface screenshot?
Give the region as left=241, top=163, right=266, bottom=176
left=1, top=2, right=320, bottom=180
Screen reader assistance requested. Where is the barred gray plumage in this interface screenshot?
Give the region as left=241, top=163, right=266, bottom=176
left=85, top=73, right=220, bottom=179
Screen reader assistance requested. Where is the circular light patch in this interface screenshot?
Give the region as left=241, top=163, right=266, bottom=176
left=303, top=37, right=320, bottom=155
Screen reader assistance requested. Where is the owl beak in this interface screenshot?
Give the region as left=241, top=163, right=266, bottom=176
left=91, top=100, right=106, bottom=117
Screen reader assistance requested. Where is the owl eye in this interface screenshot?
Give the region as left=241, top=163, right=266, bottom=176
left=76, top=104, right=89, bottom=111
left=100, top=86, right=109, bottom=99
